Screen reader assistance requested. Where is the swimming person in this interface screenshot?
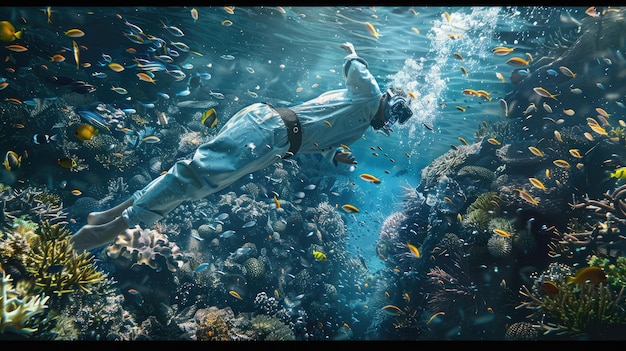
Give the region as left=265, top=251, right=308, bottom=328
left=70, top=41, right=414, bottom=252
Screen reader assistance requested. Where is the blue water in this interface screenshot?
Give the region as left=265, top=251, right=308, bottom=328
left=1, top=6, right=624, bottom=340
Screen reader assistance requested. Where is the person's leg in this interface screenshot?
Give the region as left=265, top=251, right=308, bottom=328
left=70, top=103, right=289, bottom=252
left=87, top=197, right=134, bottom=225
left=70, top=215, right=129, bottom=252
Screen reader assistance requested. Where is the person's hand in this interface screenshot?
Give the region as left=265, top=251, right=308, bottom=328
left=340, top=42, right=356, bottom=55
left=334, top=150, right=357, bottom=165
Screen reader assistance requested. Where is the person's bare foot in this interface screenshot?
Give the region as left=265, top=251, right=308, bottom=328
left=87, top=198, right=134, bottom=225
left=70, top=216, right=129, bottom=252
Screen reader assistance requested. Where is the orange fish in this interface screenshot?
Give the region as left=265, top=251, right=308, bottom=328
left=506, top=57, right=529, bottom=66
left=137, top=72, right=156, bottom=83
left=493, top=229, right=511, bottom=237
left=359, top=173, right=381, bottom=184
left=5, top=44, right=27, bottom=52
left=341, top=204, right=360, bottom=213
left=492, top=46, right=514, bottom=55
left=273, top=194, right=280, bottom=209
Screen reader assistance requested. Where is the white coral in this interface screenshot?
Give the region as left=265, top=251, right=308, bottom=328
left=1, top=270, right=49, bottom=335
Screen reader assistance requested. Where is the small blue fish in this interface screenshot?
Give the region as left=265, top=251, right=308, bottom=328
left=176, top=88, right=191, bottom=97
left=77, top=110, right=111, bottom=132
left=517, top=69, right=529, bottom=76
left=546, top=68, right=558, bottom=76
left=220, top=230, right=235, bottom=238
left=242, top=220, right=256, bottom=228
left=194, top=263, right=210, bottom=273
left=191, top=232, right=204, bottom=241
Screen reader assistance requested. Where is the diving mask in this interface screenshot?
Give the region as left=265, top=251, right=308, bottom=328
left=382, top=89, right=413, bottom=133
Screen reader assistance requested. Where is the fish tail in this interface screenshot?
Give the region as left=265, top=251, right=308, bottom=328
left=14, top=30, right=22, bottom=40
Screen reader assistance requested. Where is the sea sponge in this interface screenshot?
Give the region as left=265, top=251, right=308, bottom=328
left=106, top=226, right=185, bottom=273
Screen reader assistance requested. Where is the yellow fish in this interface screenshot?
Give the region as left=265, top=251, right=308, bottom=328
left=567, top=266, right=606, bottom=285
left=365, top=22, right=379, bottom=39
left=341, top=204, right=360, bottom=213
left=381, top=305, right=403, bottom=316
left=74, top=124, right=98, bottom=141
left=533, top=86, right=559, bottom=100
left=229, top=290, right=243, bottom=300
left=313, top=250, right=327, bottom=261
left=406, top=243, right=420, bottom=258
left=0, top=21, right=22, bottom=42
left=492, top=46, right=515, bottom=55
left=506, top=57, right=529, bottom=66
left=57, top=157, right=77, bottom=169
left=528, top=177, right=546, bottom=191
left=72, top=40, right=79, bottom=70
left=201, top=108, right=218, bottom=128
left=528, top=146, right=543, bottom=157
left=553, top=159, right=571, bottom=169
left=3, top=150, right=21, bottom=171
left=516, top=189, right=539, bottom=206
left=610, top=167, right=626, bottom=179
left=64, top=28, right=85, bottom=38
left=493, top=229, right=511, bottom=237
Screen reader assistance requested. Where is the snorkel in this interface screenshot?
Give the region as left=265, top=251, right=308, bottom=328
left=381, top=88, right=413, bottom=134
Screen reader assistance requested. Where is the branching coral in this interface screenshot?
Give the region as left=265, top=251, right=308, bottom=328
left=2, top=187, right=68, bottom=226
left=517, top=279, right=626, bottom=337
left=0, top=268, right=50, bottom=335
left=24, top=221, right=107, bottom=296
left=572, top=183, right=626, bottom=222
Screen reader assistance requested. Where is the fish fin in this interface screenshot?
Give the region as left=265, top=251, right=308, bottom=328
left=14, top=30, right=22, bottom=40
left=50, top=134, right=59, bottom=141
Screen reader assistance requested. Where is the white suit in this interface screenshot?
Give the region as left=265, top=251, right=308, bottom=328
left=122, top=53, right=382, bottom=228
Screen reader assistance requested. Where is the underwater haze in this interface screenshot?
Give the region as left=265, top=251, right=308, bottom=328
left=1, top=6, right=626, bottom=341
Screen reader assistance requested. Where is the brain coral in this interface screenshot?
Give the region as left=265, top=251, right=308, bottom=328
left=106, top=227, right=185, bottom=272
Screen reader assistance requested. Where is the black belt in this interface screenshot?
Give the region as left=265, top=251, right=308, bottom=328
left=264, top=102, right=302, bottom=159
